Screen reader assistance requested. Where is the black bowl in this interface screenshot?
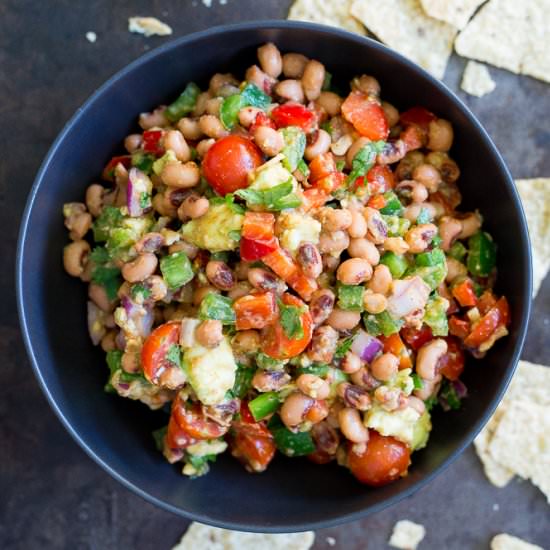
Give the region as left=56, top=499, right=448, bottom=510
left=16, top=21, right=531, bottom=532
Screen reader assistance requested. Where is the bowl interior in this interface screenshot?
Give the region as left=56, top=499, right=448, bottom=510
left=17, top=22, right=530, bottom=532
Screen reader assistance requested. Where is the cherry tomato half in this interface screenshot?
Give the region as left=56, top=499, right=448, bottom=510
left=202, top=135, right=263, bottom=195
left=270, top=103, right=316, bottom=132
left=348, top=430, right=411, bottom=486
left=141, top=321, right=180, bottom=385
left=401, top=325, right=433, bottom=351
left=172, top=400, right=228, bottom=440
left=438, top=336, right=465, bottom=381
left=261, top=293, right=313, bottom=360
left=399, top=106, right=436, bottom=130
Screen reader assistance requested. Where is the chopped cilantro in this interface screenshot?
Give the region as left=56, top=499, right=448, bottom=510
left=279, top=301, right=305, bottom=340
left=131, top=283, right=152, bottom=301
left=165, top=344, right=182, bottom=368
left=92, top=265, right=121, bottom=301
left=334, top=337, right=354, bottom=359
left=411, top=373, right=424, bottom=390
left=347, top=141, right=386, bottom=187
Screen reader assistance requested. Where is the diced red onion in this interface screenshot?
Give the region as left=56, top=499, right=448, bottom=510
left=386, top=276, right=431, bottom=318
left=452, top=379, right=468, bottom=399
left=351, top=330, right=383, bottom=363
left=122, top=295, right=153, bottom=338
left=117, top=382, right=130, bottom=391
left=127, top=167, right=152, bottom=217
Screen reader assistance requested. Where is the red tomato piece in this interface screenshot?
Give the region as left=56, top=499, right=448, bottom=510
left=229, top=420, right=276, bottom=473
left=202, top=136, right=263, bottom=195
left=308, top=450, right=334, bottom=465
left=341, top=91, right=389, bottom=141
left=301, top=188, right=329, bottom=212
left=271, top=103, right=316, bottom=132
left=250, top=111, right=276, bottom=133
left=309, top=152, right=337, bottom=183
left=102, top=155, right=131, bottom=182
left=242, top=211, right=275, bottom=241
left=142, top=129, right=164, bottom=155
left=366, top=165, right=396, bottom=194
left=438, top=337, right=465, bottom=381
left=367, top=194, right=387, bottom=210
left=452, top=278, right=478, bottom=307
left=464, top=297, right=510, bottom=348
left=166, top=415, right=196, bottom=450
left=348, top=430, right=411, bottom=486
left=381, top=333, right=412, bottom=370
left=401, top=325, right=433, bottom=351
left=477, top=290, right=497, bottom=315
left=448, top=316, right=471, bottom=340
left=313, top=171, right=346, bottom=194
left=400, top=124, right=425, bottom=151
left=261, top=293, right=313, bottom=360
left=262, top=245, right=299, bottom=281
left=240, top=236, right=278, bottom=262
left=172, top=400, right=228, bottom=440
left=141, top=321, right=181, bottom=385
left=399, top=106, right=436, bottom=130
left=233, top=291, right=278, bottom=330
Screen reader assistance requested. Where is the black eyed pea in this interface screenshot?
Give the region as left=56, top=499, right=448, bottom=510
left=238, top=106, right=262, bottom=128
left=205, top=97, right=223, bottom=116
left=88, top=282, right=113, bottom=313
left=280, top=392, right=314, bottom=428
left=100, top=330, right=117, bottom=352
left=199, top=115, right=229, bottom=139
left=351, top=74, right=381, bottom=97
left=316, top=91, right=343, bottom=117
left=370, top=352, right=399, bottom=382
left=445, top=257, right=468, bottom=283
left=381, top=101, right=399, bottom=127
left=169, top=239, right=199, bottom=259
left=195, top=138, right=215, bottom=159
left=66, top=209, right=92, bottom=241
left=124, top=133, right=142, bottom=153
left=297, top=374, right=330, bottom=400
left=340, top=351, right=363, bottom=374
left=232, top=329, right=261, bottom=354
left=206, top=260, right=236, bottom=291
left=404, top=223, right=438, bottom=253
left=121, top=351, right=141, bottom=373
left=227, top=281, right=253, bottom=301
left=438, top=216, right=463, bottom=251
left=346, top=137, right=371, bottom=169
left=85, top=184, right=106, bottom=217
left=412, top=163, right=441, bottom=193
left=163, top=130, right=191, bottom=162
left=403, top=202, right=439, bottom=224
left=63, top=240, right=90, bottom=277
left=318, top=207, right=353, bottom=232
left=363, top=291, right=387, bottom=314
left=274, top=79, right=305, bottom=103
left=309, top=288, right=335, bottom=326
left=416, top=339, right=448, bottom=380
left=318, top=230, right=350, bottom=256
left=427, top=119, right=454, bottom=152
left=302, top=59, right=325, bottom=101
left=161, top=161, right=201, bottom=189
left=177, top=117, right=204, bottom=141
left=257, top=42, right=282, bottom=78
left=192, top=91, right=211, bottom=117
left=282, top=52, right=309, bottom=78
left=327, top=308, right=361, bottom=331
left=252, top=125, right=284, bottom=156
left=121, top=253, right=158, bottom=283
left=458, top=212, right=482, bottom=239
left=178, top=193, right=209, bottom=220
left=252, top=370, right=290, bottom=392
left=196, top=319, right=224, bottom=348
left=247, top=267, right=286, bottom=294
left=208, top=73, right=239, bottom=96
left=383, top=237, right=409, bottom=255
left=245, top=65, right=276, bottom=95
left=338, top=407, right=369, bottom=443
left=304, top=129, right=331, bottom=161
left=297, top=242, right=323, bottom=279
left=138, top=107, right=168, bottom=130
left=348, top=238, right=380, bottom=265
left=145, top=275, right=168, bottom=302
left=347, top=209, right=368, bottom=239
left=336, top=258, right=373, bottom=285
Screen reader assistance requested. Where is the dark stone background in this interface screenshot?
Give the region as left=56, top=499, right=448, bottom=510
left=1, top=1, right=548, bottom=548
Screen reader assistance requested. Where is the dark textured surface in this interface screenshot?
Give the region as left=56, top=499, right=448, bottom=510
left=1, top=1, right=549, bottom=549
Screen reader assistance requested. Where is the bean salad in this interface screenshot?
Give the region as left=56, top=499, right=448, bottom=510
left=62, top=43, right=510, bottom=485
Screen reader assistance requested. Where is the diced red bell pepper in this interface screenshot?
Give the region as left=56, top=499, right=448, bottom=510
left=464, top=297, right=509, bottom=348
left=367, top=194, right=387, bottom=210
left=242, top=211, right=275, bottom=241
left=142, top=129, right=164, bottom=155
left=250, top=111, right=277, bottom=133
left=309, top=152, right=337, bottom=183
left=240, top=236, right=278, bottom=262
left=401, top=325, right=433, bottom=351
left=341, top=91, right=389, bottom=141
left=301, top=188, right=329, bottom=212
left=452, top=278, right=478, bottom=308
left=381, top=333, right=412, bottom=370
left=102, top=155, right=131, bottom=182
left=365, top=165, right=396, bottom=193
left=400, top=124, right=425, bottom=151
left=399, top=106, right=436, bottom=131
left=313, top=171, right=346, bottom=194
left=271, top=103, right=316, bottom=132
left=233, top=291, right=278, bottom=330
left=449, top=316, right=471, bottom=340
left=287, top=271, right=318, bottom=301
left=262, top=245, right=299, bottom=281
left=438, top=336, right=465, bottom=381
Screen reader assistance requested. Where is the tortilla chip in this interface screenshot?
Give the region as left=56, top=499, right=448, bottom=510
left=491, top=534, right=544, bottom=550
left=172, top=522, right=315, bottom=550
left=350, top=0, right=456, bottom=79
left=128, top=17, right=172, bottom=37
left=287, top=0, right=367, bottom=36
left=455, top=0, right=550, bottom=83
left=461, top=61, right=496, bottom=97
left=515, top=178, right=550, bottom=296
left=420, top=0, right=485, bottom=30
left=488, top=400, right=550, bottom=503
left=474, top=360, right=550, bottom=487
left=389, top=520, right=426, bottom=550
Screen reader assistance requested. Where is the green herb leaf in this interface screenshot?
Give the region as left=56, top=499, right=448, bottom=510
left=228, top=230, right=242, bottom=242
left=223, top=193, right=246, bottom=214
left=335, top=159, right=346, bottom=172
left=166, top=344, right=182, bottom=368
left=416, top=207, right=432, bottom=225
left=131, top=282, right=152, bottom=301
left=448, top=241, right=467, bottom=262
left=411, top=373, right=424, bottom=390
left=92, top=265, right=121, bottom=301
left=165, top=82, right=201, bottom=122
left=347, top=141, right=386, bottom=187
left=279, top=302, right=305, bottom=340
left=280, top=127, right=306, bottom=172
left=334, top=337, right=354, bottom=359
left=296, top=363, right=330, bottom=376
left=152, top=426, right=167, bottom=452
left=424, top=395, right=438, bottom=411
left=106, top=350, right=123, bottom=375
left=379, top=191, right=403, bottom=216
left=440, top=380, right=462, bottom=410
left=231, top=364, right=254, bottom=399
left=90, top=246, right=110, bottom=265
left=131, top=152, right=156, bottom=174
left=198, top=293, right=236, bottom=324
left=297, top=159, right=310, bottom=177
left=92, top=206, right=123, bottom=242
left=240, top=82, right=271, bottom=109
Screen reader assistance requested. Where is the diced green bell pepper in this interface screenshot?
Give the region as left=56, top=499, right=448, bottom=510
left=249, top=392, right=280, bottom=421
left=467, top=231, right=496, bottom=277
left=380, top=252, right=409, bottom=278
left=165, top=82, right=200, bottom=122
left=337, top=284, right=365, bottom=312
left=160, top=252, right=194, bottom=290
left=416, top=248, right=446, bottom=267
left=280, top=126, right=306, bottom=172
left=379, top=191, right=403, bottom=215
left=198, top=293, right=235, bottom=324
left=268, top=416, right=316, bottom=457
left=364, top=311, right=404, bottom=337
left=423, top=295, right=449, bottom=336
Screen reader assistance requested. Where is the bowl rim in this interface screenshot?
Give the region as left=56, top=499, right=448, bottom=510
left=16, top=19, right=532, bottom=533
